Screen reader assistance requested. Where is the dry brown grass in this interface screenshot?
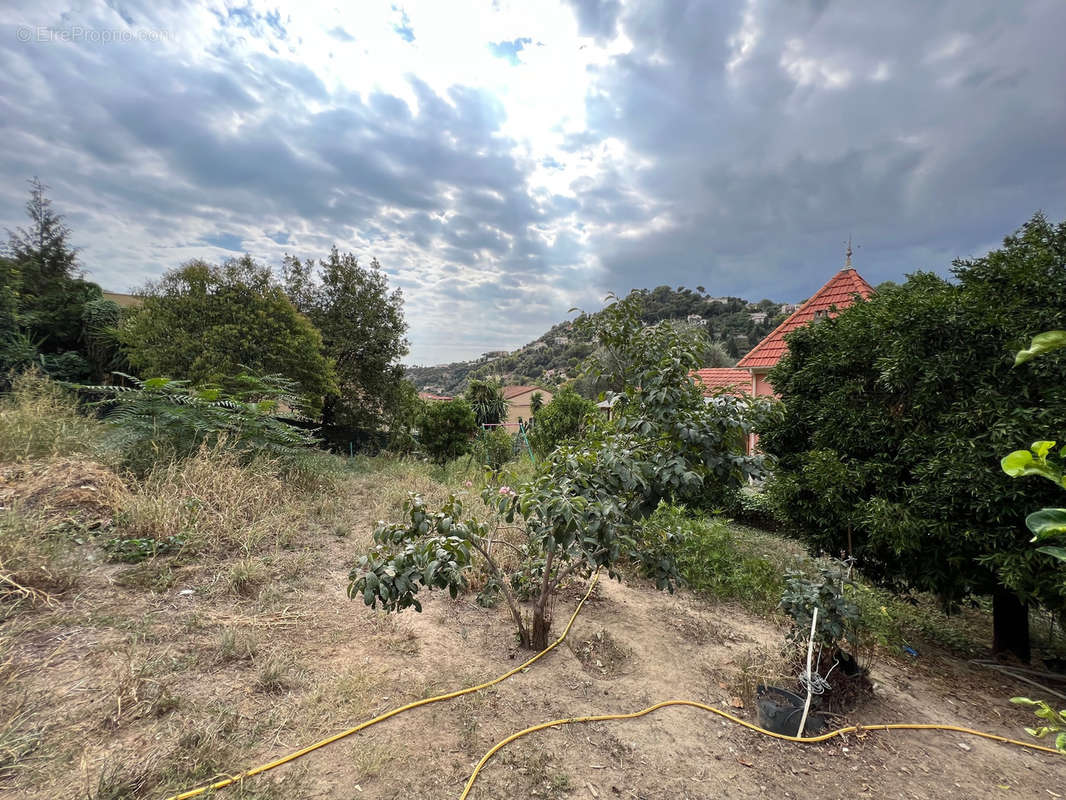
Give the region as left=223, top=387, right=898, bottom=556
left=0, top=458, right=128, bottom=527
left=0, top=510, right=82, bottom=613
left=0, top=634, right=41, bottom=783
left=116, top=442, right=300, bottom=555
left=0, top=371, right=102, bottom=463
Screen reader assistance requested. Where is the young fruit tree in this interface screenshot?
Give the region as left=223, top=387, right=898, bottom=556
left=761, top=213, right=1066, bottom=662
left=1001, top=330, right=1066, bottom=752
left=348, top=292, right=773, bottom=649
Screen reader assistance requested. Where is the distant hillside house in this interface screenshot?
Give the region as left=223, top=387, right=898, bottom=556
left=418, top=392, right=454, bottom=402
left=501, top=385, right=553, bottom=425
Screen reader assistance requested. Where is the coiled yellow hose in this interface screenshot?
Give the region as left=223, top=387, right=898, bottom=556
left=163, top=574, right=603, bottom=800
left=165, top=571, right=1063, bottom=800
left=458, top=699, right=1064, bottom=799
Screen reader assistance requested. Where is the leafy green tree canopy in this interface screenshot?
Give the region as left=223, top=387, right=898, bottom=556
left=283, top=248, right=407, bottom=433
left=417, top=398, right=476, bottom=464
left=761, top=213, right=1066, bottom=660
left=528, top=388, right=595, bottom=456
left=2, top=178, right=117, bottom=382
left=120, top=256, right=336, bottom=407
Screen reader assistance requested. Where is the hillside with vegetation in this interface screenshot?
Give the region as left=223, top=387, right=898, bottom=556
left=406, top=287, right=790, bottom=396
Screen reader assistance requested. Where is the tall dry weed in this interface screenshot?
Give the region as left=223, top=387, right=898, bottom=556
left=0, top=370, right=101, bottom=463
left=116, top=442, right=297, bottom=555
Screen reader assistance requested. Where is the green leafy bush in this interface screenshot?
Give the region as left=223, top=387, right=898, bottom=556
left=417, top=399, right=476, bottom=464
left=81, top=372, right=322, bottom=476
left=780, top=565, right=860, bottom=650
left=473, top=427, right=514, bottom=470
left=637, top=503, right=783, bottom=610
left=349, top=494, right=476, bottom=611
left=527, top=388, right=595, bottom=457
left=103, top=534, right=186, bottom=563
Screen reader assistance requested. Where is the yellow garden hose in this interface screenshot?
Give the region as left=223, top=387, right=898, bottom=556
left=458, top=700, right=1065, bottom=799
left=166, top=568, right=1063, bottom=800
left=163, top=573, right=602, bottom=800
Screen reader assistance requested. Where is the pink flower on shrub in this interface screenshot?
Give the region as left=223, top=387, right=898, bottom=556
left=498, top=485, right=516, bottom=497
left=464, top=480, right=473, bottom=488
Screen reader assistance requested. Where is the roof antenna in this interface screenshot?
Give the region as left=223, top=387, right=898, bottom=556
left=844, top=235, right=853, bottom=269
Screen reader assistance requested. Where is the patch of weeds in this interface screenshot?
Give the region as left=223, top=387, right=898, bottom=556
left=727, top=645, right=792, bottom=714
left=0, top=509, right=81, bottom=612
left=501, top=750, right=572, bottom=799
left=638, top=505, right=784, bottom=612
left=102, top=534, right=185, bottom=564
left=217, top=627, right=259, bottom=664
left=226, top=557, right=267, bottom=597
left=100, top=652, right=179, bottom=729
left=256, top=654, right=301, bottom=694
left=0, top=639, right=41, bottom=783
left=158, top=704, right=241, bottom=787
left=88, top=753, right=160, bottom=799
left=113, top=560, right=179, bottom=592
left=351, top=742, right=391, bottom=785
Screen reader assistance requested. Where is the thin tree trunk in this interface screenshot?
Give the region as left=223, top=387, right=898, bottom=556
left=469, top=539, right=529, bottom=648
left=531, top=548, right=556, bottom=651
left=992, top=588, right=1031, bottom=663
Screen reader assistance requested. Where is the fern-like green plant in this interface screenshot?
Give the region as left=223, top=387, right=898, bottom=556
left=74, top=370, right=321, bottom=475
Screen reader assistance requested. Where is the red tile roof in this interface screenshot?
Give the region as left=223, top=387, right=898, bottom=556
left=736, top=268, right=874, bottom=370
left=418, top=392, right=454, bottom=401
left=501, top=385, right=549, bottom=400
left=690, top=368, right=752, bottom=397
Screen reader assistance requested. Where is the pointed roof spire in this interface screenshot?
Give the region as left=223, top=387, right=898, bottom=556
left=845, top=235, right=853, bottom=269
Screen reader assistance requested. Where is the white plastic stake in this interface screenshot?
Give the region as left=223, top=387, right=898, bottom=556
left=796, top=606, right=818, bottom=737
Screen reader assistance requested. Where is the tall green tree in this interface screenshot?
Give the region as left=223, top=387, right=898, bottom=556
left=2, top=178, right=116, bottom=381
left=761, top=213, right=1066, bottom=661
left=282, top=248, right=408, bottom=433
left=120, top=257, right=335, bottom=407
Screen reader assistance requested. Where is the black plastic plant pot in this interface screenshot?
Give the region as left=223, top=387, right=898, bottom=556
left=755, top=685, right=828, bottom=736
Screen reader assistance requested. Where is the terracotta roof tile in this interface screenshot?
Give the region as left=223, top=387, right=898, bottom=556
left=501, top=385, right=546, bottom=400
left=690, top=368, right=752, bottom=397
left=736, top=268, right=873, bottom=370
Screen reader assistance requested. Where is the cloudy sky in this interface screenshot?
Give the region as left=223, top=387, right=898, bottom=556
left=3, top=1, right=1065, bottom=364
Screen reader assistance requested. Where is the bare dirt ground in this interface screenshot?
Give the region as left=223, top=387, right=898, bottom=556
left=6, top=496, right=1062, bottom=800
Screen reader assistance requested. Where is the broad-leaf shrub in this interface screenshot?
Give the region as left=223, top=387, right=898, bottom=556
left=780, top=566, right=860, bottom=651
left=527, top=388, right=595, bottom=456
left=1001, top=331, right=1066, bottom=751
left=349, top=494, right=475, bottom=612
left=761, top=214, right=1066, bottom=659
left=349, top=293, right=770, bottom=649
left=473, top=427, right=514, bottom=470
left=417, top=399, right=476, bottom=464
left=1009, top=698, right=1066, bottom=753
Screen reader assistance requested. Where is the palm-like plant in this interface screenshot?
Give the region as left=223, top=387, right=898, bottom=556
left=464, top=379, right=506, bottom=427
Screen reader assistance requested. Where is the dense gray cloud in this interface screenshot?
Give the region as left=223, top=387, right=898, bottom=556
left=576, top=0, right=1066, bottom=297
left=1, top=0, right=1064, bottom=364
